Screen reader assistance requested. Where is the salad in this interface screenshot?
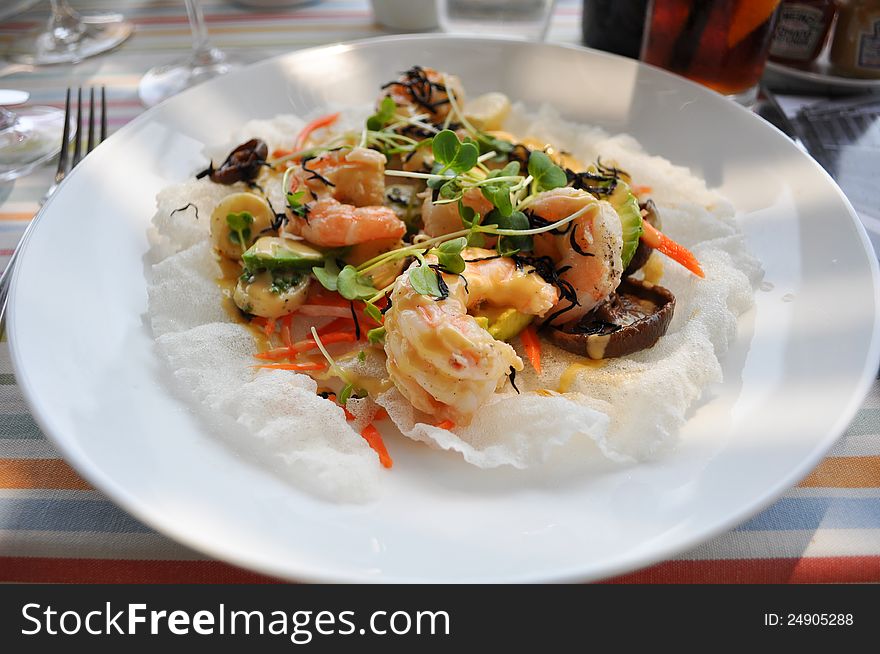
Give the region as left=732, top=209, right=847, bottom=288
left=149, top=66, right=757, bottom=496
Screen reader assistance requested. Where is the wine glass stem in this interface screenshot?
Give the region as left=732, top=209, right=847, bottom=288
left=185, top=0, right=215, bottom=60
left=0, top=107, right=16, bottom=132
left=47, top=0, right=85, bottom=46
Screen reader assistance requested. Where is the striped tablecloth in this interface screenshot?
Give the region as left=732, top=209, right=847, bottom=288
left=1, top=0, right=878, bottom=584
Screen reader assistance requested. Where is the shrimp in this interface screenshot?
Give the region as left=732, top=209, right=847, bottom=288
left=380, top=66, right=465, bottom=124
left=459, top=247, right=559, bottom=316
left=383, top=249, right=558, bottom=424
left=421, top=187, right=494, bottom=237
left=302, top=146, right=387, bottom=207
left=528, top=187, right=624, bottom=326
left=286, top=197, right=405, bottom=248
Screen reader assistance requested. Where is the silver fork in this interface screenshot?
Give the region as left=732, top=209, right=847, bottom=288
left=0, top=86, right=107, bottom=331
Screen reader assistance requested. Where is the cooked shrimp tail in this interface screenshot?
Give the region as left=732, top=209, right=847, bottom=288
left=287, top=197, right=405, bottom=248
left=383, top=249, right=557, bottom=424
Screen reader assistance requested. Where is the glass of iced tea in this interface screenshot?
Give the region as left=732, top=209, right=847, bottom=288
left=640, top=0, right=782, bottom=104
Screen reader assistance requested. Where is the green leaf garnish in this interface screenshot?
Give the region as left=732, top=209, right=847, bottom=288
left=457, top=201, right=484, bottom=246
left=432, top=129, right=479, bottom=174
left=339, top=383, right=355, bottom=405
left=312, top=257, right=340, bottom=291
left=367, top=96, right=396, bottom=131
left=408, top=264, right=443, bottom=298
left=367, top=326, right=386, bottom=344
left=467, top=232, right=486, bottom=248
left=432, top=130, right=459, bottom=167
left=528, top=151, right=567, bottom=191
left=488, top=209, right=532, bottom=253
left=438, top=236, right=467, bottom=255
left=480, top=182, right=513, bottom=217
left=477, top=132, right=514, bottom=155
left=286, top=189, right=308, bottom=218
left=434, top=236, right=467, bottom=275
left=451, top=142, right=479, bottom=173
left=439, top=179, right=462, bottom=201
left=363, top=302, right=383, bottom=324
left=226, top=211, right=254, bottom=247
left=337, top=265, right=379, bottom=301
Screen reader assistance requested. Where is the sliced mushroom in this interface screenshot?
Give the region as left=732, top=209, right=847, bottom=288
left=200, top=138, right=268, bottom=185
left=234, top=270, right=310, bottom=319
left=210, top=192, right=275, bottom=260
left=547, top=278, right=675, bottom=359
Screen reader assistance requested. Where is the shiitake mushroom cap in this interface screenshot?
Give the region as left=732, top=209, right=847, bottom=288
left=547, top=278, right=675, bottom=360
left=201, top=138, right=269, bottom=185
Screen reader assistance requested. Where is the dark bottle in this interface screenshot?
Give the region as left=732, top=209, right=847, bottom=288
left=770, top=0, right=838, bottom=65
left=582, top=0, right=650, bottom=59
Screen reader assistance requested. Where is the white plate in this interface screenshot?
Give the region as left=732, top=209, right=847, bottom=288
left=765, top=49, right=880, bottom=94
left=9, top=36, right=880, bottom=583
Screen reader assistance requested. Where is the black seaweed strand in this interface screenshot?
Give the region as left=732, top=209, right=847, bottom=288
left=300, top=156, right=335, bottom=188
left=508, top=366, right=520, bottom=394
left=568, top=225, right=595, bottom=257
left=428, top=264, right=451, bottom=301
left=170, top=203, right=200, bottom=220
left=349, top=301, right=362, bottom=340
left=380, top=66, right=451, bottom=114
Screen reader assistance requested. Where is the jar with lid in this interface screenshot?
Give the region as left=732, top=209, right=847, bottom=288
left=770, top=0, right=838, bottom=64
left=829, top=0, right=880, bottom=77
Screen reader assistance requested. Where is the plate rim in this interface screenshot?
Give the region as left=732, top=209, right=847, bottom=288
left=8, top=34, right=880, bottom=583
left=765, top=59, right=880, bottom=90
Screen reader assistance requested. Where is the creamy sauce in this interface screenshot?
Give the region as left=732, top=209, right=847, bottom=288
left=642, top=252, right=664, bottom=286
left=557, top=360, right=604, bottom=393
left=586, top=333, right=611, bottom=360
left=336, top=350, right=394, bottom=397
left=519, top=137, right=583, bottom=171
left=487, top=131, right=584, bottom=171
left=215, top=255, right=272, bottom=352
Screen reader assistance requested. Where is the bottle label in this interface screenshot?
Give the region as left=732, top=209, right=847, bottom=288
left=770, top=4, right=827, bottom=60
left=858, top=19, right=880, bottom=69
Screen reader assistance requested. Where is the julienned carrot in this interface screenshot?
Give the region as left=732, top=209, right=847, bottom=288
left=361, top=423, right=393, bottom=469
left=640, top=220, right=705, bottom=278
left=263, top=317, right=277, bottom=340
left=296, top=331, right=357, bottom=350
left=254, top=331, right=358, bottom=360
left=434, top=419, right=455, bottom=430
left=318, top=391, right=356, bottom=420
left=272, top=148, right=292, bottom=159
left=305, top=290, right=349, bottom=308
left=255, top=362, right=326, bottom=371
left=520, top=325, right=542, bottom=375
left=317, top=317, right=355, bottom=336
left=373, top=408, right=389, bottom=421
left=280, top=314, right=293, bottom=349
left=294, top=112, right=340, bottom=153
left=631, top=184, right=652, bottom=196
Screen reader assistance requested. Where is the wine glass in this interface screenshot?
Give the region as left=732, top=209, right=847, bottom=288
left=0, top=89, right=72, bottom=182
left=138, top=0, right=238, bottom=107
left=9, top=1, right=133, bottom=66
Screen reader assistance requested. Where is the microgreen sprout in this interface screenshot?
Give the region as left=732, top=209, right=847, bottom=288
left=226, top=211, right=254, bottom=247
left=309, top=327, right=364, bottom=405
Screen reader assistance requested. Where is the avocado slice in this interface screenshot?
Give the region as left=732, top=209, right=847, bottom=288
left=607, top=180, right=643, bottom=270
left=473, top=306, right=534, bottom=341
left=242, top=237, right=324, bottom=271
